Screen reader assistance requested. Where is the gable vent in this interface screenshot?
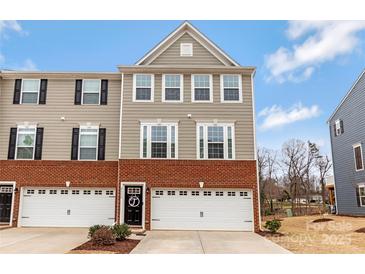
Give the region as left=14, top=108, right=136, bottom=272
left=180, top=43, right=193, bottom=56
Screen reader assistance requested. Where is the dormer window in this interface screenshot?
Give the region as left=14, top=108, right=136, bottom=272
left=180, top=43, right=193, bottom=56
left=334, top=119, right=344, bottom=136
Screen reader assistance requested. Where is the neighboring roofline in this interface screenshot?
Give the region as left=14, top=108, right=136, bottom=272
left=134, top=21, right=241, bottom=67
left=327, top=68, right=365, bottom=123
left=0, top=70, right=120, bottom=74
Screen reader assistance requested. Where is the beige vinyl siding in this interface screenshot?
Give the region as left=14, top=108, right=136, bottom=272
left=120, top=73, right=255, bottom=160
left=0, top=78, right=121, bottom=160
left=150, top=33, right=225, bottom=66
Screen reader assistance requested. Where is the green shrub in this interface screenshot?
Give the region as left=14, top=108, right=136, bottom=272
left=264, top=219, right=281, bottom=233
left=88, top=224, right=109, bottom=239
left=91, top=227, right=116, bottom=245
left=112, top=224, right=132, bottom=241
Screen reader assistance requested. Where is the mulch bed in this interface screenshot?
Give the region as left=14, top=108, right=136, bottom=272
left=257, top=231, right=284, bottom=237
left=72, top=239, right=140, bottom=254
left=354, top=227, right=365, bottom=233
left=312, top=218, right=334, bottom=223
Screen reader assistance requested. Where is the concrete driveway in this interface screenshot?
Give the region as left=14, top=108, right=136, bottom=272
left=131, top=231, right=291, bottom=254
left=0, top=227, right=88, bottom=254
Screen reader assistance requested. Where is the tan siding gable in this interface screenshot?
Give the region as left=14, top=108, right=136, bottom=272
left=150, top=33, right=225, bottom=66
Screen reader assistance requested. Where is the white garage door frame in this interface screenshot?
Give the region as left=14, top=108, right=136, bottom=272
left=0, top=181, right=16, bottom=226
left=151, top=188, right=254, bottom=231
left=18, top=186, right=116, bottom=227
left=120, top=182, right=146, bottom=230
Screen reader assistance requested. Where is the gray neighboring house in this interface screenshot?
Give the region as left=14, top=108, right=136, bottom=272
left=328, top=69, right=365, bottom=216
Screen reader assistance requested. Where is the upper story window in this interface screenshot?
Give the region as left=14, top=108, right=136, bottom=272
left=21, top=79, right=40, bottom=104
left=180, top=43, right=193, bottom=56
left=79, top=126, right=99, bottom=160
left=162, top=74, right=183, bottom=102
left=197, top=123, right=234, bottom=160
left=16, top=126, right=36, bottom=160
left=140, top=123, right=177, bottom=159
left=353, top=143, right=364, bottom=171
left=133, top=74, right=154, bottom=102
left=221, top=75, right=242, bottom=103
left=192, top=74, right=213, bottom=102
left=334, top=119, right=344, bottom=136
left=82, top=79, right=101, bottom=105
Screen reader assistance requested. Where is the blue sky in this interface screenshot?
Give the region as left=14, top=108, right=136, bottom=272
left=1, top=20, right=365, bottom=156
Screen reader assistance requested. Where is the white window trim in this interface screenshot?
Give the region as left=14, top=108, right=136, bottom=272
left=220, top=74, right=243, bottom=103
left=180, top=43, right=193, bottom=57
left=162, top=74, right=184, bottom=103
left=133, top=74, right=154, bottom=102
left=353, top=143, right=364, bottom=172
left=140, top=122, right=178, bottom=159
left=359, top=185, right=365, bottom=207
left=191, top=74, right=213, bottom=103
left=15, top=125, right=37, bottom=160
left=78, top=125, right=99, bottom=161
left=196, top=122, right=235, bottom=160
left=20, top=79, right=40, bottom=105
left=81, top=79, right=101, bottom=105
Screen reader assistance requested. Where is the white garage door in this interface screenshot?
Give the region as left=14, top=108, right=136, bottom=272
left=151, top=189, right=253, bottom=231
left=21, top=187, right=115, bottom=227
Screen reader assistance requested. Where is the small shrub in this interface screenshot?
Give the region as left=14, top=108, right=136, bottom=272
left=88, top=224, right=109, bottom=238
left=112, top=224, right=132, bottom=241
left=91, top=227, right=116, bottom=245
left=264, top=219, right=281, bottom=233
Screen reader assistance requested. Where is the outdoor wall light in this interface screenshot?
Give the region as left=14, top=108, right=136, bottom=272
left=65, top=181, right=71, bottom=188
left=199, top=181, right=204, bottom=188
left=146, top=187, right=150, bottom=194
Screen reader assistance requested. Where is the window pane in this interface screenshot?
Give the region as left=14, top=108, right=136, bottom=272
left=22, top=80, right=39, bottom=92
left=143, top=126, right=147, bottom=158
left=208, top=143, right=224, bottom=159
left=151, top=143, right=167, bottom=158
left=194, top=75, right=210, bottom=88
left=21, top=92, right=38, bottom=104
left=152, top=126, right=167, bottom=142
left=224, top=88, right=239, bottom=101
left=17, top=132, right=35, bottom=147
left=165, top=88, right=180, bottom=100
left=228, top=126, right=233, bottom=159
left=83, top=80, right=100, bottom=92
left=83, top=93, right=99, bottom=104
left=359, top=187, right=365, bottom=196
left=171, top=126, right=175, bottom=158
left=165, top=75, right=180, bottom=88
left=361, top=197, right=365, bottom=206
left=223, top=75, right=239, bottom=88
left=195, top=88, right=210, bottom=101
left=136, top=88, right=151, bottom=100
left=80, top=148, right=97, bottom=160
left=136, top=75, right=151, bottom=87
left=355, top=146, right=363, bottom=170
left=80, top=134, right=97, bottom=147
left=16, top=147, right=34, bottom=159
left=199, top=126, right=204, bottom=158
left=208, top=126, right=224, bottom=142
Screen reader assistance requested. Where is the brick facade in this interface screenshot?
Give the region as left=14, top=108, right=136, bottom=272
left=0, top=160, right=118, bottom=226
left=118, top=159, right=260, bottom=232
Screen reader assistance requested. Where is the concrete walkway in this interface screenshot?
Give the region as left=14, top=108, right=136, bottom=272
left=0, top=227, right=88, bottom=254
left=131, top=231, right=291, bottom=254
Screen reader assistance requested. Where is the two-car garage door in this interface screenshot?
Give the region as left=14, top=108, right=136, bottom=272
left=20, top=187, right=115, bottom=227
left=151, top=189, right=253, bottom=231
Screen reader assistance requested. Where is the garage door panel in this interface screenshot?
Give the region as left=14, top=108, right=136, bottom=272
left=151, top=188, right=253, bottom=231
left=21, top=188, right=115, bottom=227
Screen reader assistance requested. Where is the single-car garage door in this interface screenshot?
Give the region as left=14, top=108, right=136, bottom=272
left=21, top=187, right=115, bottom=227
left=151, top=188, right=253, bottom=231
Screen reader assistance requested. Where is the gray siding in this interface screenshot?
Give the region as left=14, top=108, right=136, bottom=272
left=150, top=33, right=225, bottom=66
left=329, top=72, right=365, bottom=215
left=120, top=73, right=255, bottom=160
left=0, top=77, right=121, bottom=160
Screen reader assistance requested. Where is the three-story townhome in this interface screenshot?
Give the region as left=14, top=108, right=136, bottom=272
left=0, top=22, right=260, bottom=232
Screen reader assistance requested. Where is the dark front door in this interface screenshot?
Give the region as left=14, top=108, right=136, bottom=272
left=124, top=186, right=143, bottom=226
left=0, top=186, right=13, bottom=223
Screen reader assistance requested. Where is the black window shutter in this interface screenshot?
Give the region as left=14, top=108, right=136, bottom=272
left=39, top=79, right=48, bottom=104
left=333, top=123, right=337, bottom=137
left=34, top=128, right=44, bottom=160
left=71, top=128, right=80, bottom=160
left=356, top=186, right=361, bottom=207
left=74, top=80, right=82, bottom=105
left=13, top=79, right=22, bottom=104
left=98, top=128, right=106, bottom=160
left=8, top=128, right=17, bottom=160
left=340, top=120, right=344, bottom=134
left=100, top=79, right=108, bottom=105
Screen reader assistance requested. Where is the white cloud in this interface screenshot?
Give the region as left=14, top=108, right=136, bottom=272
left=18, top=59, right=37, bottom=71
left=0, top=53, right=4, bottom=64
left=258, top=103, right=321, bottom=130
left=0, top=20, right=22, bottom=37
left=265, top=21, right=365, bottom=83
